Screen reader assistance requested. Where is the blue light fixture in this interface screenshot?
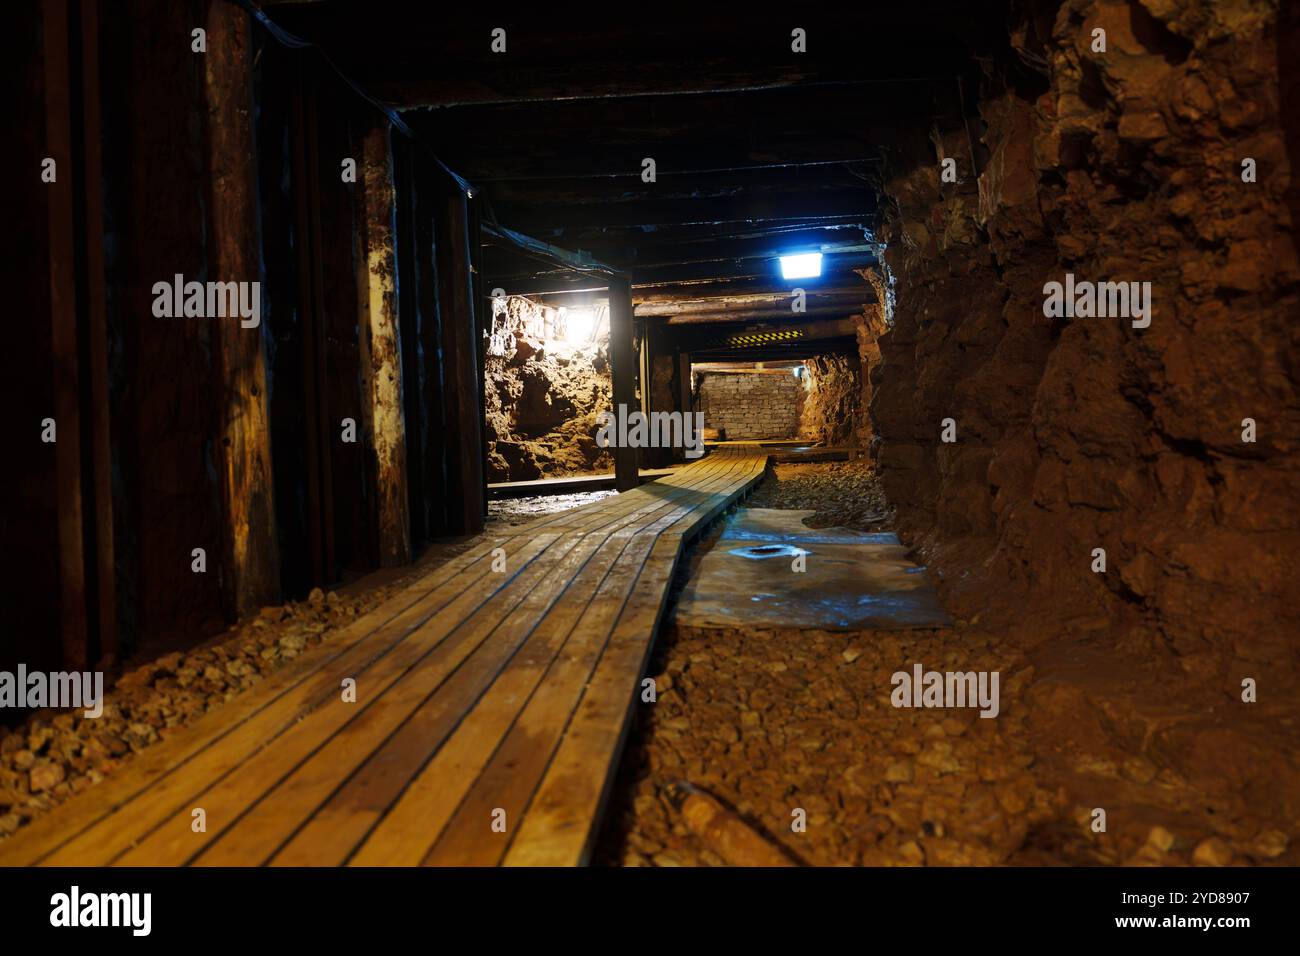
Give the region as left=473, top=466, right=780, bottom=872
left=779, top=252, right=823, bottom=280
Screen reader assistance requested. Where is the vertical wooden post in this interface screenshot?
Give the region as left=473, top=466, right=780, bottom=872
left=607, top=275, right=639, bottom=491
left=76, top=0, right=117, bottom=665
left=436, top=185, right=487, bottom=534
left=356, top=121, right=411, bottom=566
left=43, top=0, right=88, bottom=670
left=290, top=60, right=327, bottom=586
left=394, top=139, right=426, bottom=547
left=676, top=351, right=693, bottom=415
left=637, top=317, right=652, bottom=467
left=467, top=193, right=490, bottom=522
left=303, top=72, right=336, bottom=583
left=675, top=348, right=694, bottom=464
left=413, top=163, right=449, bottom=537
left=205, top=0, right=280, bottom=617
left=639, top=318, right=677, bottom=468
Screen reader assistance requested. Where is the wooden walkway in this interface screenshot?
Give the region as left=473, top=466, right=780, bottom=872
left=0, top=447, right=768, bottom=867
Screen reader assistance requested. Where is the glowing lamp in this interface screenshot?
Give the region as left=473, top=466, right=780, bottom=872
left=779, top=252, right=823, bottom=280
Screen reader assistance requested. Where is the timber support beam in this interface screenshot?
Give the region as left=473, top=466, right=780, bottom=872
left=356, top=122, right=411, bottom=566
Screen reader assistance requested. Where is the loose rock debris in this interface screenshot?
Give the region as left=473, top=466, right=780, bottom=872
left=596, top=622, right=1055, bottom=867
left=746, top=458, right=892, bottom=532
left=594, top=462, right=1300, bottom=867
left=488, top=490, right=618, bottom=528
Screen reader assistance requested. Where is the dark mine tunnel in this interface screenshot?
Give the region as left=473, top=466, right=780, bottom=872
left=2, top=0, right=1299, bottom=936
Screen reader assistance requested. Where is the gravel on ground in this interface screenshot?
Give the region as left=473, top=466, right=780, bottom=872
left=745, top=459, right=892, bottom=532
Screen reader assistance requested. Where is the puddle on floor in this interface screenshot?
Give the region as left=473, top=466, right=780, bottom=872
left=672, top=508, right=951, bottom=631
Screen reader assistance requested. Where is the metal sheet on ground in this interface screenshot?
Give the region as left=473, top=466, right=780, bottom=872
left=674, top=508, right=951, bottom=631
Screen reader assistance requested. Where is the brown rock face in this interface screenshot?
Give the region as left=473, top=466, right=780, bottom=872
left=484, top=338, right=613, bottom=482
left=800, top=353, right=864, bottom=446
left=870, top=0, right=1300, bottom=672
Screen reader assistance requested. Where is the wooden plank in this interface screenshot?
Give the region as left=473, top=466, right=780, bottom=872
left=291, top=60, right=327, bottom=586
left=4, top=437, right=684, bottom=863
left=344, top=531, right=647, bottom=865
left=303, top=73, right=337, bottom=584
left=676, top=349, right=693, bottom=425
left=46, top=530, right=564, bottom=867
left=412, top=160, right=450, bottom=537
left=487, top=468, right=677, bottom=498
left=1, top=522, right=570, bottom=865
left=494, top=189, right=873, bottom=233
left=504, top=452, right=767, bottom=865
left=421, top=460, right=754, bottom=865
left=205, top=0, right=280, bottom=618
left=437, top=186, right=486, bottom=533
left=347, top=458, right=744, bottom=865
left=42, top=0, right=89, bottom=671
left=467, top=193, right=490, bottom=524
left=76, top=0, right=117, bottom=668
left=189, top=476, right=715, bottom=866
left=608, top=275, right=638, bottom=491
left=96, top=470, right=711, bottom=865
left=147, top=534, right=586, bottom=866
left=393, top=136, right=430, bottom=548
left=3, top=449, right=770, bottom=868
left=423, top=530, right=664, bottom=865
left=35, top=471, right=679, bottom=863
left=355, top=121, right=410, bottom=567
left=277, top=520, right=662, bottom=864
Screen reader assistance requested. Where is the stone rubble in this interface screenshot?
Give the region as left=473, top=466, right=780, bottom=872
left=746, top=459, right=893, bottom=531
left=596, top=461, right=1300, bottom=867
left=488, top=490, right=618, bottom=529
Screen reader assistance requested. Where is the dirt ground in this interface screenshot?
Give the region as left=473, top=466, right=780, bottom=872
left=594, top=462, right=1299, bottom=867
left=745, top=457, right=892, bottom=531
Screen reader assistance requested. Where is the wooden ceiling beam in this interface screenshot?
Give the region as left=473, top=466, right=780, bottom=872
left=564, top=223, right=868, bottom=261
left=477, top=162, right=875, bottom=204
left=629, top=257, right=874, bottom=287
left=426, top=134, right=887, bottom=183
left=637, top=288, right=872, bottom=316
left=635, top=275, right=871, bottom=302
left=408, top=82, right=943, bottom=139
left=491, top=188, right=873, bottom=232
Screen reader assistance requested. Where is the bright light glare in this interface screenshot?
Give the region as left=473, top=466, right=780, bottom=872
left=562, top=308, right=597, bottom=345
left=779, top=252, right=823, bottom=280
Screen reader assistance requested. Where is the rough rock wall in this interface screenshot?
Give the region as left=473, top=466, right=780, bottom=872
left=855, top=306, right=888, bottom=447
left=799, top=353, right=863, bottom=445
left=871, top=0, right=1300, bottom=675
left=484, top=336, right=613, bottom=481
left=698, top=371, right=804, bottom=439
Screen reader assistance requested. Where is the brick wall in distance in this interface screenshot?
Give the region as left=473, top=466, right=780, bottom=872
left=697, top=370, right=805, bottom=439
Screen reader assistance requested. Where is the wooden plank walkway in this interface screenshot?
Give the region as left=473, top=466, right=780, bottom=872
left=0, top=446, right=768, bottom=867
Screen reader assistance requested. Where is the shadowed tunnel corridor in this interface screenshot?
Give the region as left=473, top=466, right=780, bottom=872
left=2, top=0, right=1299, bottom=908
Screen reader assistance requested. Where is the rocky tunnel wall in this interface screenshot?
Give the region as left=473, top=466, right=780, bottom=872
left=869, top=0, right=1300, bottom=674
left=798, top=337, right=882, bottom=448
left=484, top=295, right=614, bottom=482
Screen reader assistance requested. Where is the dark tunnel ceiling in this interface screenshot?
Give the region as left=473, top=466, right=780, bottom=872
left=267, top=2, right=1012, bottom=340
